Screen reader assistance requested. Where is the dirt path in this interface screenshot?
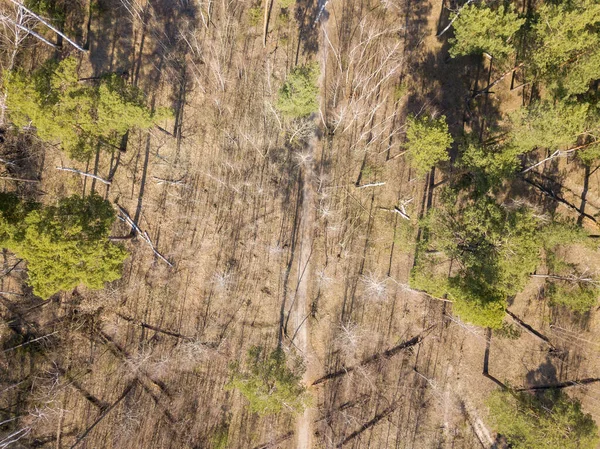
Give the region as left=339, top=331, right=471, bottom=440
left=293, top=3, right=330, bottom=447
left=293, top=156, right=316, bottom=449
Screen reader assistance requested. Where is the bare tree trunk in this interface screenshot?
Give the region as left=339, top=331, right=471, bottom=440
left=69, top=382, right=136, bottom=449
left=437, top=0, right=475, bottom=37
left=7, top=0, right=87, bottom=52
left=516, top=378, right=600, bottom=392
left=312, top=325, right=435, bottom=385
left=335, top=402, right=399, bottom=447
left=56, top=167, right=111, bottom=185
left=521, top=141, right=598, bottom=174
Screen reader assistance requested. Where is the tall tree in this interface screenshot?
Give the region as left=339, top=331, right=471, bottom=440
left=410, top=190, right=588, bottom=328
left=3, top=57, right=165, bottom=160
left=531, top=0, right=600, bottom=97
left=487, top=389, right=599, bottom=449
left=405, top=114, right=453, bottom=175
left=449, top=4, right=524, bottom=59
left=509, top=101, right=595, bottom=154
left=0, top=193, right=127, bottom=299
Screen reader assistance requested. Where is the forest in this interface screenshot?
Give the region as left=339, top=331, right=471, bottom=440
left=0, top=0, right=600, bottom=448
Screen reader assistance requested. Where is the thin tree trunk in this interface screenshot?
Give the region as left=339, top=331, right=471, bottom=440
left=69, top=382, right=136, bottom=449
left=8, top=0, right=87, bottom=52
left=522, top=141, right=598, bottom=174
left=437, top=0, right=475, bottom=37
left=0, top=14, right=58, bottom=48
left=335, top=402, right=399, bottom=447
left=471, top=62, right=525, bottom=99
left=312, top=325, right=435, bottom=385
left=516, top=378, right=600, bottom=392
left=56, top=167, right=111, bottom=185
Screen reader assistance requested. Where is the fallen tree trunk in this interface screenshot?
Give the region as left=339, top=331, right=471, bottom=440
left=312, top=325, right=435, bottom=385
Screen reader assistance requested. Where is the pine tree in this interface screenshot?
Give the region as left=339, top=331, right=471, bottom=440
left=276, top=63, right=320, bottom=119
left=410, top=190, right=589, bottom=328
left=487, top=389, right=599, bottom=449
left=0, top=193, right=127, bottom=299
left=405, top=115, right=453, bottom=175
left=449, top=5, right=524, bottom=59
left=226, top=346, right=309, bottom=415
left=531, top=0, right=600, bottom=97
left=3, top=57, right=163, bottom=160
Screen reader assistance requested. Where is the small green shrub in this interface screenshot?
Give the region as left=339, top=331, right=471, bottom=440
left=276, top=63, right=320, bottom=119
left=226, top=346, right=309, bottom=415
left=248, top=6, right=262, bottom=26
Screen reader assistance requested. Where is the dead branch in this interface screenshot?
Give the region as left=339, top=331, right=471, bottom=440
left=437, top=0, right=476, bottom=37
left=531, top=273, right=599, bottom=284
left=356, top=181, right=386, bottom=188
left=0, top=175, right=39, bottom=182
left=252, top=431, right=295, bottom=449
left=152, top=176, right=186, bottom=186
left=335, top=401, right=399, bottom=447
left=521, top=141, right=598, bottom=173
left=0, top=13, right=58, bottom=50
left=56, top=166, right=111, bottom=185
left=521, top=176, right=598, bottom=223
left=516, top=378, right=600, bottom=392
left=312, top=325, right=436, bottom=385
left=69, top=382, right=136, bottom=449
left=116, top=204, right=174, bottom=267
left=115, top=312, right=212, bottom=344
left=7, top=0, right=87, bottom=52
left=471, top=62, right=525, bottom=99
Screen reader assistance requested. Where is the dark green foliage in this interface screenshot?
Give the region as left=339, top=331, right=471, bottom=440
left=577, top=143, right=600, bottom=165
left=405, top=115, right=453, bottom=175
left=459, top=141, right=522, bottom=191
left=3, top=57, right=164, bottom=160
left=248, top=5, right=262, bottom=26
left=411, top=194, right=541, bottom=327
left=276, top=63, right=320, bottom=118
left=487, top=389, right=599, bottom=449
left=531, top=0, right=600, bottom=97
left=410, top=189, right=589, bottom=328
left=547, top=281, right=598, bottom=313
left=508, top=101, right=593, bottom=153
left=493, top=322, right=522, bottom=340
left=449, top=0, right=600, bottom=98
left=209, top=422, right=230, bottom=449
left=0, top=193, right=127, bottom=299
left=226, top=346, right=309, bottom=415
left=449, top=5, right=524, bottom=58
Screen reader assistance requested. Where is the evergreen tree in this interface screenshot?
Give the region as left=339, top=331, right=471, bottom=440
left=405, top=115, right=453, bottom=175
left=449, top=5, right=524, bottom=59
left=3, top=57, right=163, bottom=160
left=0, top=193, right=127, bottom=299
left=226, top=346, right=309, bottom=415
left=531, top=0, right=600, bottom=97
left=410, top=190, right=588, bottom=328
left=508, top=101, right=593, bottom=154
left=276, top=63, right=320, bottom=118
left=487, top=389, right=599, bottom=449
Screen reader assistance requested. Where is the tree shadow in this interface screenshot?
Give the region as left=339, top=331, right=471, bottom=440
left=88, top=0, right=136, bottom=76
left=294, top=0, right=323, bottom=61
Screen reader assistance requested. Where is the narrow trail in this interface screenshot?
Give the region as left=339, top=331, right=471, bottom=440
left=293, top=155, right=316, bottom=449
left=293, top=3, right=329, bottom=447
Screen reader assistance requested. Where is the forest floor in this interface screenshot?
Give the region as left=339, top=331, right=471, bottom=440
left=1, top=0, right=600, bottom=448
